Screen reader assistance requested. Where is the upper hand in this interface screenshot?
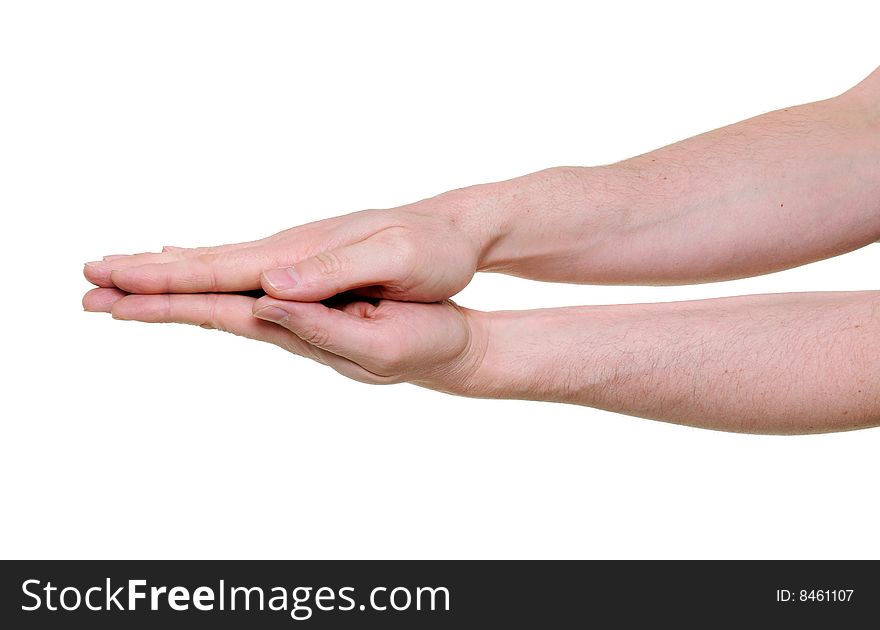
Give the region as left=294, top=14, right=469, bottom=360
left=84, top=192, right=494, bottom=303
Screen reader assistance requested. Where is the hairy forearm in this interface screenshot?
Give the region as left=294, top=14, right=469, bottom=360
left=461, top=71, right=879, bottom=284
left=465, top=291, right=880, bottom=434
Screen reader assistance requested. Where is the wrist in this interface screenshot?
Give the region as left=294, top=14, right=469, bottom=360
left=414, top=180, right=513, bottom=272
left=455, top=307, right=584, bottom=402
left=458, top=166, right=616, bottom=276
left=408, top=166, right=613, bottom=279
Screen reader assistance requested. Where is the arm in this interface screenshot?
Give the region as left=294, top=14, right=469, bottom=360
left=84, top=67, right=878, bottom=297
left=84, top=287, right=880, bottom=435
left=476, top=66, right=880, bottom=284
left=465, top=290, right=880, bottom=434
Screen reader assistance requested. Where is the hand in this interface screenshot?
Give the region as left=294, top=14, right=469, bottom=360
left=83, top=189, right=499, bottom=303
left=82, top=287, right=488, bottom=393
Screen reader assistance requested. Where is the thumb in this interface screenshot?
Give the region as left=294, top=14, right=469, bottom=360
left=252, top=297, right=385, bottom=367
left=260, top=240, right=407, bottom=301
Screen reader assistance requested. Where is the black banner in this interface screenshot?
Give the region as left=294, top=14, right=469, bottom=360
left=1, top=560, right=877, bottom=628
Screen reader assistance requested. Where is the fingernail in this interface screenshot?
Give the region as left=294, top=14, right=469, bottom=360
left=102, top=255, right=126, bottom=261
left=263, top=267, right=299, bottom=292
left=162, top=245, right=184, bottom=252
left=85, top=260, right=104, bottom=267
left=254, top=306, right=290, bottom=324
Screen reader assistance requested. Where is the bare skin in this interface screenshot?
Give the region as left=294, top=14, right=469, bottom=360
left=83, top=66, right=880, bottom=434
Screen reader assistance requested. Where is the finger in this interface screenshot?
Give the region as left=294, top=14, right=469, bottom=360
left=84, top=253, right=169, bottom=287
left=109, top=293, right=378, bottom=381
left=83, top=287, right=128, bottom=312
left=83, top=238, right=264, bottom=287
left=252, top=296, right=391, bottom=369
left=110, top=293, right=311, bottom=354
left=261, top=240, right=407, bottom=302
left=109, top=245, right=286, bottom=294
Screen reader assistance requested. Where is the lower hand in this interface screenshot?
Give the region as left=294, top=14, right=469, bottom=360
left=82, top=287, right=488, bottom=394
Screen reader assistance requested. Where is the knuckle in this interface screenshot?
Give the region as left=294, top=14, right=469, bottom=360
left=160, top=294, right=175, bottom=322
left=199, top=294, right=221, bottom=330
left=392, top=234, right=420, bottom=269
left=195, top=252, right=219, bottom=265
left=374, top=227, right=420, bottom=277
left=195, top=254, right=221, bottom=292
left=312, top=251, right=344, bottom=278
left=298, top=324, right=331, bottom=348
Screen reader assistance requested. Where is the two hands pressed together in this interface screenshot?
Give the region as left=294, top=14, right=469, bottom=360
left=84, top=67, right=880, bottom=434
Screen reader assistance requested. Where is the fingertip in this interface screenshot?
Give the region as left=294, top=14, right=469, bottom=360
left=253, top=304, right=291, bottom=324
left=252, top=296, right=308, bottom=324
left=260, top=268, right=299, bottom=298
left=108, top=269, right=126, bottom=291
left=253, top=296, right=318, bottom=317
left=83, top=287, right=127, bottom=313
left=109, top=294, right=144, bottom=320
left=252, top=295, right=271, bottom=314
left=253, top=295, right=284, bottom=313
left=108, top=299, right=128, bottom=320
left=83, top=261, right=114, bottom=287
left=109, top=267, right=152, bottom=293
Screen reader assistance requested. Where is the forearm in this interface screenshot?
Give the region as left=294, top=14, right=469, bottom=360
left=459, top=72, right=879, bottom=284
left=464, top=291, right=880, bottom=434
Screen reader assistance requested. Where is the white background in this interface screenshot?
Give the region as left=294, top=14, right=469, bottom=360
left=1, top=1, right=878, bottom=559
